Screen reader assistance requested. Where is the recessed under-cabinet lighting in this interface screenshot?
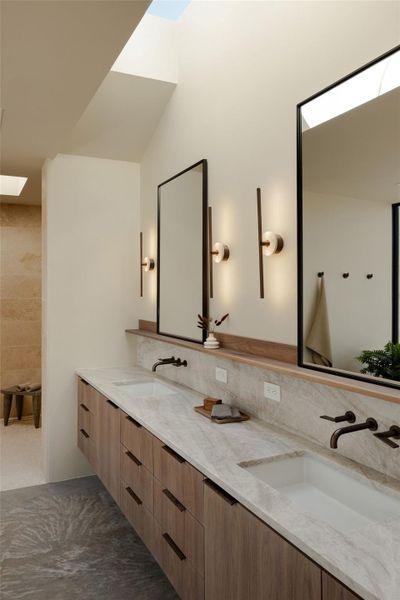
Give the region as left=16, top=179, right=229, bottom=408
left=0, top=175, right=28, bottom=196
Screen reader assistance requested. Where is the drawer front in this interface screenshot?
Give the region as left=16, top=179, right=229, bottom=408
left=78, top=378, right=98, bottom=415
left=154, top=478, right=204, bottom=575
left=77, top=427, right=96, bottom=468
left=153, top=437, right=204, bottom=523
left=120, top=481, right=155, bottom=554
left=78, top=403, right=94, bottom=437
left=120, top=412, right=153, bottom=471
left=155, top=523, right=204, bottom=600
left=121, top=445, right=153, bottom=512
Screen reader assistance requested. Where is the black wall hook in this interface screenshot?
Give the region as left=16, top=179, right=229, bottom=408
left=342, top=273, right=350, bottom=278
left=318, top=272, right=324, bottom=278
left=367, top=273, right=374, bottom=279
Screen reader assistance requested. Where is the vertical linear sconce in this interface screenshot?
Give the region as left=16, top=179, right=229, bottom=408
left=208, top=206, right=230, bottom=299
left=139, top=231, right=155, bottom=297
left=256, top=188, right=284, bottom=299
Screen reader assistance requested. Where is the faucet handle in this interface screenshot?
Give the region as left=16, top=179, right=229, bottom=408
left=374, top=426, right=400, bottom=449
left=320, top=411, right=356, bottom=423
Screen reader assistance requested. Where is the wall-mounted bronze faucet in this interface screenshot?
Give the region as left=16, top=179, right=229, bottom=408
left=320, top=412, right=379, bottom=449
left=152, top=356, right=188, bottom=372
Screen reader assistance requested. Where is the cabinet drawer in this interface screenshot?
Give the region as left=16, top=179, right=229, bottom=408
left=78, top=402, right=94, bottom=437
left=120, top=481, right=155, bottom=554
left=153, top=437, right=204, bottom=523
left=78, top=378, right=98, bottom=415
left=154, top=478, right=204, bottom=575
left=121, top=445, right=153, bottom=512
left=77, top=427, right=96, bottom=469
left=154, top=522, right=204, bottom=600
left=120, top=411, right=153, bottom=471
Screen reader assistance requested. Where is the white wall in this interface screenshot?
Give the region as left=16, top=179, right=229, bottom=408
left=42, top=154, right=139, bottom=482
left=138, top=0, right=400, bottom=344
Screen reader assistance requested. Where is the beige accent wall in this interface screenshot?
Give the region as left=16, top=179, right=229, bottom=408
left=0, top=204, right=41, bottom=417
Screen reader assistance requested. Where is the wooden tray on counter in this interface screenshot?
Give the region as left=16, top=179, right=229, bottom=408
left=194, top=405, right=250, bottom=424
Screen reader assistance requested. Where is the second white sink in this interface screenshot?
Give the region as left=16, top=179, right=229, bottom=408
left=114, top=380, right=177, bottom=398
left=241, top=452, right=400, bottom=533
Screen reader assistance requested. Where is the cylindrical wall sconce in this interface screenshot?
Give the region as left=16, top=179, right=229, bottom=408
left=140, top=232, right=155, bottom=297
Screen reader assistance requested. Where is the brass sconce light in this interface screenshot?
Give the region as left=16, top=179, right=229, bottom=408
left=256, top=188, right=284, bottom=298
left=140, top=232, right=155, bottom=297
left=208, top=207, right=230, bottom=298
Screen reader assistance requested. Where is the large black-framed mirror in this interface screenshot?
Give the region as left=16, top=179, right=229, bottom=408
left=157, top=159, right=208, bottom=343
left=297, top=45, right=400, bottom=389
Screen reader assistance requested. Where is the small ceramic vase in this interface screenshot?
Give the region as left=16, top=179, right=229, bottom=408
left=204, top=332, right=220, bottom=349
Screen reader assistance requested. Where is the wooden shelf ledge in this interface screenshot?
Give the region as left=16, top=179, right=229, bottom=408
left=126, top=324, right=400, bottom=406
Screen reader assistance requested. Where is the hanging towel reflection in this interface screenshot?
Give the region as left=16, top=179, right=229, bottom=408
left=306, top=276, right=333, bottom=367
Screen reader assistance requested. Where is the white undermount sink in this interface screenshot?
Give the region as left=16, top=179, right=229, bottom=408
left=241, top=452, right=400, bottom=533
left=113, top=379, right=177, bottom=398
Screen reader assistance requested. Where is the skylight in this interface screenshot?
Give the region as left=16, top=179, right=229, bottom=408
left=0, top=175, right=28, bottom=196
left=302, top=50, right=400, bottom=129
left=147, top=0, right=191, bottom=21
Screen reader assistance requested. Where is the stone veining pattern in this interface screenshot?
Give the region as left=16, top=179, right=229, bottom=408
left=0, top=476, right=178, bottom=600
left=76, top=365, right=400, bottom=600
left=136, top=335, right=400, bottom=481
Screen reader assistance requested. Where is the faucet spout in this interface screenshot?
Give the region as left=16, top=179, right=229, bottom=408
left=330, top=417, right=378, bottom=449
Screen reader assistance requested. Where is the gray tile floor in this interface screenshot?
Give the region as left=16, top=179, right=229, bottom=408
left=0, top=476, right=178, bottom=600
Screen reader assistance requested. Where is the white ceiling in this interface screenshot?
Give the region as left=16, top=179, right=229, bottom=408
left=303, top=87, right=400, bottom=204
left=62, top=72, right=176, bottom=163
left=0, top=0, right=150, bottom=205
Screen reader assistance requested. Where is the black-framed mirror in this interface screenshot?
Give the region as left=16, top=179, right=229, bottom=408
left=157, top=159, right=208, bottom=343
left=297, top=45, right=400, bottom=389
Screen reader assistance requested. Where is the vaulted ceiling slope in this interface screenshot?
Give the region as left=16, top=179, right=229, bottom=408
left=62, top=72, right=176, bottom=163
left=0, top=0, right=150, bottom=205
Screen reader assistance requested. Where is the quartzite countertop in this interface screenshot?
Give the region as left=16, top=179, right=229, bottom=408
left=76, top=366, right=400, bottom=600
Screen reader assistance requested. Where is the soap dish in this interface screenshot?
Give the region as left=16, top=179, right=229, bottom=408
left=194, top=405, right=250, bottom=424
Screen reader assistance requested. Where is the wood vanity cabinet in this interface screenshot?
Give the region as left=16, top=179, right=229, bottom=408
left=97, top=395, right=121, bottom=503
left=77, top=378, right=98, bottom=469
left=77, top=380, right=365, bottom=600
left=77, top=378, right=120, bottom=504
left=204, top=479, right=321, bottom=600
left=322, top=573, right=362, bottom=600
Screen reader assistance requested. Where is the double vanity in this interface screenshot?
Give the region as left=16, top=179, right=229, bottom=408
left=76, top=366, right=400, bottom=600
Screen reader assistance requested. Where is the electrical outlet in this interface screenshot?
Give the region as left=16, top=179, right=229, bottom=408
left=264, top=381, right=281, bottom=402
left=216, top=367, right=228, bottom=384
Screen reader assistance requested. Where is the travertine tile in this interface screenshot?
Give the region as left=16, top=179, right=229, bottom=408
left=1, top=320, right=41, bottom=347
left=0, top=205, right=42, bottom=419
left=1, top=298, right=41, bottom=321
left=0, top=275, right=41, bottom=299
left=0, top=204, right=41, bottom=228
left=0, top=345, right=41, bottom=371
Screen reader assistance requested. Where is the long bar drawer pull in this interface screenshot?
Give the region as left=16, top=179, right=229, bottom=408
left=80, top=428, right=89, bottom=439
left=126, top=415, right=142, bottom=428
left=162, top=533, right=186, bottom=561
left=80, top=403, right=89, bottom=412
left=162, top=445, right=185, bottom=463
left=162, top=488, right=186, bottom=512
left=204, top=479, right=237, bottom=505
left=126, top=486, right=142, bottom=505
left=106, top=399, right=119, bottom=410
left=126, top=450, right=142, bottom=466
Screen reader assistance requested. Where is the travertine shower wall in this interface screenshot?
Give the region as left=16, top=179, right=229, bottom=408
left=0, top=204, right=42, bottom=417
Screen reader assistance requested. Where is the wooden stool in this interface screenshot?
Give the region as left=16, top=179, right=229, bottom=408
left=1, top=386, right=42, bottom=428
